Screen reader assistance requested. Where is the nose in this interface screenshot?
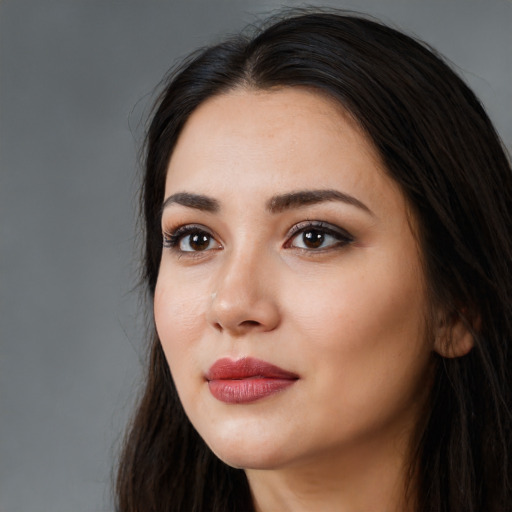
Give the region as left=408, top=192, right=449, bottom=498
left=207, top=249, right=280, bottom=336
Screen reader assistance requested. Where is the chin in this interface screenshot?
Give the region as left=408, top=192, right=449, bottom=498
left=201, top=425, right=293, bottom=470
left=212, top=446, right=289, bottom=471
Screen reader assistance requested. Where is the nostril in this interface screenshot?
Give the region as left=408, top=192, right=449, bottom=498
left=212, top=319, right=264, bottom=334
left=240, top=320, right=261, bottom=327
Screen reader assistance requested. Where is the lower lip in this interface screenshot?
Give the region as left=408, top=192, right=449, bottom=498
left=208, top=378, right=296, bottom=404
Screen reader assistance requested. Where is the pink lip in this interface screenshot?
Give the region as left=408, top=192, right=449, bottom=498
left=206, top=357, right=299, bottom=404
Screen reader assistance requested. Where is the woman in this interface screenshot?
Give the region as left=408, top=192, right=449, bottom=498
left=116, top=11, right=512, bottom=512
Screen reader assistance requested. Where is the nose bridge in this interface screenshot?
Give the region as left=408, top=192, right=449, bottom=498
left=208, top=236, right=279, bottom=334
left=220, top=239, right=263, bottom=293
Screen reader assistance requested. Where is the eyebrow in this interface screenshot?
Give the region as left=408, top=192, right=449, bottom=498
left=161, top=192, right=220, bottom=214
left=161, top=189, right=373, bottom=216
left=266, top=189, right=373, bottom=215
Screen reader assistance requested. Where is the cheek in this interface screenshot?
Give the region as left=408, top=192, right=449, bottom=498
left=287, top=257, right=426, bottom=341
left=283, top=254, right=430, bottom=395
left=153, top=269, right=215, bottom=422
left=154, top=269, right=209, bottom=361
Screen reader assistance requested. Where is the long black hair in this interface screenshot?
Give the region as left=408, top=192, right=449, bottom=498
left=116, top=11, right=512, bottom=512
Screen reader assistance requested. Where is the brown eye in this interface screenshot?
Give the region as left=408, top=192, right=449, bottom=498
left=302, top=230, right=325, bottom=248
left=288, top=222, right=353, bottom=251
left=187, top=232, right=211, bottom=251
left=180, top=230, right=217, bottom=252
left=162, top=224, right=222, bottom=253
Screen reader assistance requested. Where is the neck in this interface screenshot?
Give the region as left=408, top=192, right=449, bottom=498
left=245, top=433, right=417, bottom=512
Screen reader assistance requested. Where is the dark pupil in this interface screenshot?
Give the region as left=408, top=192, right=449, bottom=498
left=190, top=232, right=210, bottom=251
left=303, top=230, right=324, bottom=248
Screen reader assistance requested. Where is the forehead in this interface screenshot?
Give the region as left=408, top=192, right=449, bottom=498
left=165, top=87, right=404, bottom=217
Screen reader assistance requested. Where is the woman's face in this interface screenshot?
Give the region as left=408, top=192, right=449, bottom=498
left=154, top=88, right=435, bottom=471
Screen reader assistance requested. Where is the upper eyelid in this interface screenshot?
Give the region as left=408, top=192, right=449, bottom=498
left=286, top=220, right=353, bottom=239
left=163, top=222, right=215, bottom=236
left=162, top=223, right=220, bottom=248
left=162, top=220, right=350, bottom=235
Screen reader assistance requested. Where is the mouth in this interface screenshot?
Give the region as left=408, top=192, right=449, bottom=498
left=205, top=357, right=299, bottom=404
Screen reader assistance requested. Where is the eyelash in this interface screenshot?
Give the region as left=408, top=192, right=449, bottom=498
left=162, top=221, right=354, bottom=254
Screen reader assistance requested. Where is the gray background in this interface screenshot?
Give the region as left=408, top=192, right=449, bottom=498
left=1, top=1, right=511, bottom=511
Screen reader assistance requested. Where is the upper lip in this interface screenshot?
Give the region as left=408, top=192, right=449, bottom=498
left=206, top=357, right=299, bottom=381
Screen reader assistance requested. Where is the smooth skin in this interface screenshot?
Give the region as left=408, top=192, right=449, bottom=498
left=154, top=88, right=469, bottom=511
